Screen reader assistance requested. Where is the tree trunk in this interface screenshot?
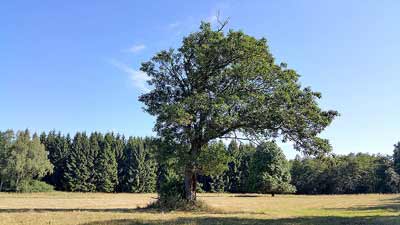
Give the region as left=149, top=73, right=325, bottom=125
left=184, top=140, right=202, bottom=202
left=15, top=176, right=20, bottom=191
left=184, top=166, right=197, bottom=201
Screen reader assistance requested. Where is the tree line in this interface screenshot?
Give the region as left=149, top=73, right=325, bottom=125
left=291, top=150, right=400, bottom=194
left=1, top=129, right=399, bottom=194
left=0, top=130, right=158, bottom=193
left=40, top=131, right=158, bottom=193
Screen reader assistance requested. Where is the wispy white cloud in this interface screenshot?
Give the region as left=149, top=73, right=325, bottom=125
left=168, top=22, right=181, bottom=29
left=125, top=44, right=146, bottom=53
left=110, top=59, right=150, bottom=93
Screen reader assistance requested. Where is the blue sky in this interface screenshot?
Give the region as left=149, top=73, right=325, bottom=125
left=1, top=0, right=399, bottom=158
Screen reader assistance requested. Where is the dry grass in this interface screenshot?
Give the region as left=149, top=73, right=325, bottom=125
left=0, top=192, right=399, bottom=225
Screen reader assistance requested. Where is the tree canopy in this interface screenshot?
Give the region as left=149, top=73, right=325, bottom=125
left=139, top=22, right=338, bottom=201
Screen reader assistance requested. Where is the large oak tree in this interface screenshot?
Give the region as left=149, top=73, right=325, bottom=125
left=139, top=22, right=338, bottom=201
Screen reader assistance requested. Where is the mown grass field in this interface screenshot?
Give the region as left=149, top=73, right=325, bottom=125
left=0, top=192, right=399, bottom=225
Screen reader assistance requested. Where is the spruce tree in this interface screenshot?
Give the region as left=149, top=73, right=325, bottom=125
left=95, top=133, right=118, bottom=192
left=86, top=132, right=100, bottom=191
left=64, top=132, right=93, bottom=192
left=120, top=137, right=157, bottom=192
left=41, top=131, right=70, bottom=190
left=114, top=134, right=126, bottom=192
left=142, top=138, right=158, bottom=192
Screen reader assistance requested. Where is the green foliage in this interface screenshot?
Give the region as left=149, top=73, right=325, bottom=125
left=140, top=22, right=338, bottom=154
left=40, top=131, right=157, bottom=193
left=197, top=142, right=257, bottom=193
left=113, top=134, right=126, bottom=192
left=153, top=175, right=185, bottom=209
left=334, top=153, right=377, bottom=193
left=382, top=167, right=400, bottom=193
left=223, top=140, right=241, bottom=192
left=94, top=133, right=118, bottom=192
left=88, top=133, right=101, bottom=187
left=198, top=141, right=230, bottom=177
left=3, top=129, right=400, bottom=195
left=12, top=131, right=53, bottom=188
left=148, top=174, right=208, bottom=211
left=375, top=155, right=400, bottom=193
left=40, top=131, right=70, bottom=190
left=139, top=22, right=337, bottom=200
left=0, top=130, right=53, bottom=192
left=394, top=142, right=400, bottom=175
left=236, top=144, right=257, bottom=192
left=248, top=142, right=295, bottom=194
left=155, top=156, right=179, bottom=193
left=291, top=155, right=339, bottom=194
left=291, top=153, right=400, bottom=194
left=209, top=175, right=225, bottom=193
left=17, top=180, right=54, bottom=193
left=0, top=130, right=13, bottom=191
left=64, top=132, right=95, bottom=192
left=119, top=137, right=157, bottom=193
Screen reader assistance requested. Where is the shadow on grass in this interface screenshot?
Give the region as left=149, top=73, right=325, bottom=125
left=0, top=207, right=270, bottom=215
left=0, top=208, right=151, bottom=213
left=325, top=196, right=400, bottom=212
left=233, top=194, right=262, bottom=198
left=81, top=216, right=400, bottom=225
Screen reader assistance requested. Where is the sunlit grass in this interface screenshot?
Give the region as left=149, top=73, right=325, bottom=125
left=0, top=192, right=399, bottom=224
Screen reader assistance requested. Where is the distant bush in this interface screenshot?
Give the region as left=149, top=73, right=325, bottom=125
left=17, top=180, right=54, bottom=193
left=147, top=176, right=208, bottom=211
left=148, top=176, right=185, bottom=210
